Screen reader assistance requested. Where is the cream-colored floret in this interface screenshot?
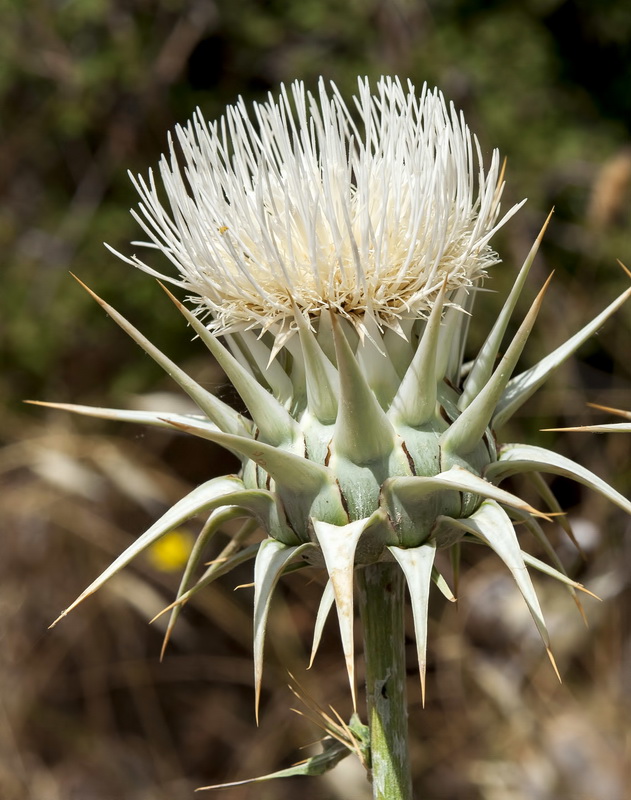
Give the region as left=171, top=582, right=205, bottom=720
left=114, top=76, right=523, bottom=335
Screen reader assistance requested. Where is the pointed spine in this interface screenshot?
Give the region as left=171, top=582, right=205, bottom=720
left=440, top=500, right=552, bottom=652
left=253, top=540, right=313, bottom=722
left=50, top=475, right=248, bottom=626
left=309, top=580, right=335, bottom=668
left=238, top=331, right=294, bottom=404
left=387, top=466, right=548, bottom=518
left=486, top=442, right=631, bottom=516
left=25, top=400, right=252, bottom=438
left=543, top=423, right=631, bottom=433
left=441, top=274, right=553, bottom=456
left=160, top=284, right=300, bottom=447
left=312, top=518, right=369, bottom=709
left=293, top=306, right=339, bottom=424
left=71, top=276, right=250, bottom=437
left=388, top=280, right=447, bottom=426
left=330, top=313, right=396, bottom=464
left=587, top=402, right=631, bottom=421
left=460, top=210, right=554, bottom=409
left=388, top=543, right=437, bottom=705
left=493, top=285, right=631, bottom=429
left=356, top=311, right=402, bottom=408
left=163, top=417, right=332, bottom=496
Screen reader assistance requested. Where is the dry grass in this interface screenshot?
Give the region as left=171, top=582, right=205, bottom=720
left=2, top=374, right=630, bottom=799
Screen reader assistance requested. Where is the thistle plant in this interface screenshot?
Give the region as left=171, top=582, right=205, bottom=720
left=36, top=77, right=631, bottom=800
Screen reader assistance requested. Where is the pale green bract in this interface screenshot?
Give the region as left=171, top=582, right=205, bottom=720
left=39, top=78, right=631, bottom=733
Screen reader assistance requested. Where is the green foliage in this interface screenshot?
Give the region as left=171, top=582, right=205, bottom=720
left=2, top=0, right=630, bottom=415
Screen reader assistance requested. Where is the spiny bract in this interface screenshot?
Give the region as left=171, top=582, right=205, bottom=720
left=40, top=77, right=631, bottom=713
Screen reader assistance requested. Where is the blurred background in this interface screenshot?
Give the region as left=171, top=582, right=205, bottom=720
left=2, top=1, right=631, bottom=798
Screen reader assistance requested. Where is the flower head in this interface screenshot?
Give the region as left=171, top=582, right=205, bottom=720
left=43, top=77, right=631, bottom=718
left=120, top=77, right=520, bottom=337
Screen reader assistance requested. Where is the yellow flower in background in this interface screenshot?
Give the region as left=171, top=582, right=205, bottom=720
left=147, top=528, right=194, bottom=572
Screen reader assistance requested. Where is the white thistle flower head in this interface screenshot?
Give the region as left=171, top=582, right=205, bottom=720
left=121, top=76, right=521, bottom=338
left=43, top=77, right=631, bottom=717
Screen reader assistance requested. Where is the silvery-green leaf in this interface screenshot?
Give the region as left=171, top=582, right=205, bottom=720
left=383, top=319, right=416, bottom=378
left=520, top=551, right=595, bottom=595
left=460, top=211, right=553, bottom=409
left=438, top=500, right=552, bottom=650
left=293, top=304, right=339, bottom=424
left=312, top=518, right=372, bottom=708
left=163, top=417, right=347, bottom=539
left=253, top=539, right=314, bottom=720
left=309, top=579, right=335, bottom=668
left=162, top=417, right=332, bottom=495
left=387, top=465, right=547, bottom=517
left=161, top=284, right=300, bottom=445
left=223, top=331, right=258, bottom=379
left=161, top=506, right=249, bottom=659
left=330, top=315, right=396, bottom=464
left=388, top=280, right=446, bottom=427
left=196, top=737, right=352, bottom=790
left=441, top=274, right=552, bottom=456
left=277, top=333, right=307, bottom=410
left=26, top=400, right=223, bottom=431
left=356, top=310, right=402, bottom=408
left=446, top=284, right=477, bottom=385
left=493, top=286, right=631, bottom=429
left=25, top=402, right=251, bottom=465
left=432, top=566, right=456, bottom=602
left=51, top=475, right=248, bottom=625
left=487, top=443, right=631, bottom=516
left=71, top=277, right=249, bottom=436
left=389, top=543, right=436, bottom=704
left=238, top=330, right=294, bottom=403
left=435, top=286, right=468, bottom=383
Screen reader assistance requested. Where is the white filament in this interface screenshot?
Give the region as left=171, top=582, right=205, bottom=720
left=116, top=76, right=523, bottom=335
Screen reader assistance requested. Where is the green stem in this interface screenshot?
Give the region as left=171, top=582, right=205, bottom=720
left=358, top=562, right=413, bottom=800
